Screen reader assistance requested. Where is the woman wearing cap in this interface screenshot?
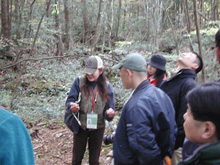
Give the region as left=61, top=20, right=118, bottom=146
left=65, top=56, right=116, bottom=165
left=147, top=54, right=167, bottom=87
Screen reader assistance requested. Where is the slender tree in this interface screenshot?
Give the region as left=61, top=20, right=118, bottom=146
left=193, top=0, right=206, bottom=81
left=64, top=0, right=73, bottom=49
left=1, top=0, right=11, bottom=55
left=184, top=0, right=193, bottom=51
left=115, top=0, right=121, bottom=40
left=92, top=0, right=103, bottom=51
left=81, top=0, right=89, bottom=44
left=54, top=0, right=63, bottom=56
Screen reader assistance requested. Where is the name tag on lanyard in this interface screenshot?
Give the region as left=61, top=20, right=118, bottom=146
left=87, top=113, right=98, bottom=129
left=86, top=87, right=98, bottom=129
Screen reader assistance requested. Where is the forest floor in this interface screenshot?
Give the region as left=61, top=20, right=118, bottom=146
left=29, top=121, right=113, bottom=165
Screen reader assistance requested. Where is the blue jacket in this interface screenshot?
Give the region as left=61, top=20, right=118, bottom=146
left=113, top=80, right=177, bottom=165
left=160, top=69, right=197, bottom=149
left=0, top=108, right=35, bottom=165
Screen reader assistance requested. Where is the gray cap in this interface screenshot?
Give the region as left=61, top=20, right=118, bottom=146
left=112, top=53, right=147, bottom=72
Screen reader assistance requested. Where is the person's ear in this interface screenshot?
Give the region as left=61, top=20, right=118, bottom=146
left=201, top=121, right=216, bottom=140
left=191, top=63, right=199, bottom=71
left=126, top=68, right=133, bottom=77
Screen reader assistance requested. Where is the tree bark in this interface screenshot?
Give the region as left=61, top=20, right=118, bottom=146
left=184, top=0, right=193, bottom=51
left=115, top=0, right=121, bottom=40
left=24, top=0, right=36, bottom=38
left=82, top=0, right=89, bottom=44
left=214, top=0, right=219, bottom=20
left=92, top=0, right=103, bottom=51
left=193, top=0, right=206, bottom=81
left=122, top=0, right=127, bottom=30
left=108, top=0, right=114, bottom=47
left=64, top=0, right=73, bottom=49
left=1, top=0, right=11, bottom=53
left=54, top=0, right=63, bottom=56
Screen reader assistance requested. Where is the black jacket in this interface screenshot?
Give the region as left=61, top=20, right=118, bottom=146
left=160, top=69, right=197, bottom=149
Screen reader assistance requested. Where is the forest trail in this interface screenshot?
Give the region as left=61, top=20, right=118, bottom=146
left=29, top=122, right=113, bottom=165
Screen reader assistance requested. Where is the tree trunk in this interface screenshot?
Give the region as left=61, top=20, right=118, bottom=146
left=108, top=0, right=114, bottom=47
left=92, top=0, right=103, bottom=51
left=193, top=0, right=206, bottom=81
left=184, top=0, right=193, bottom=51
left=82, top=0, right=89, bottom=44
left=54, top=0, right=63, bottom=56
left=115, top=0, right=121, bottom=40
left=64, top=0, right=73, bottom=50
left=1, top=0, right=11, bottom=54
left=200, top=0, right=204, bottom=26
left=214, top=0, right=219, bottom=20
left=122, top=0, right=127, bottom=30
left=24, top=0, right=36, bottom=38
left=211, top=0, right=218, bottom=21
left=14, top=0, right=25, bottom=40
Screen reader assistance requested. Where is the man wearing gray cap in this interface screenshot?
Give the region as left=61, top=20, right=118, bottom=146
left=112, top=53, right=177, bottom=165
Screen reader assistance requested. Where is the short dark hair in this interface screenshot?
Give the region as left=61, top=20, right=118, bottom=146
left=215, top=29, right=220, bottom=49
left=193, top=52, right=203, bottom=74
left=186, top=82, right=220, bottom=139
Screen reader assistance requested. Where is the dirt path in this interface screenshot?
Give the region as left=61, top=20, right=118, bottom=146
left=29, top=122, right=113, bottom=165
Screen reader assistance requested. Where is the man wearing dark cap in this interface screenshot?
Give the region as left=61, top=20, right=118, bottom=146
left=112, top=53, right=177, bottom=164
left=159, top=52, right=203, bottom=165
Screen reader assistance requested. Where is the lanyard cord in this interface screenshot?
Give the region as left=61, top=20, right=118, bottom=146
left=91, top=87, right=99, bottom=112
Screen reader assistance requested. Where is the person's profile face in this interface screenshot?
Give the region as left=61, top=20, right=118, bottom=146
left=183, top=104, right=203, bottom=145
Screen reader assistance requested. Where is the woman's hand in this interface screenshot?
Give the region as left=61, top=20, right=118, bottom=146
left=70, top=102, right=80, bottom=113
left=106, top=108, right=116, bottom=118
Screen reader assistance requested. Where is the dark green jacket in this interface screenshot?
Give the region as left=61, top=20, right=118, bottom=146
left=178, top=141, right=220, bottom=165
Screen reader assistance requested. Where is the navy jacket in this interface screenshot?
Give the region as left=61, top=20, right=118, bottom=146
left=113, top=80, right=177, bottom=165
left=160, top=69, right=197, bottom=149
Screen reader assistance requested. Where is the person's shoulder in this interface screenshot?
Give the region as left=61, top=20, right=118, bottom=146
left=139, top=84, right=165, bottom=99
left=0, top=108, right=24, bottom=127
left=0, top=108, right=17, bottom=120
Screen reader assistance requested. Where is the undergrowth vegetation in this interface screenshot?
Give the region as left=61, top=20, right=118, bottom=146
left=1, top=27, right=220, bottom=125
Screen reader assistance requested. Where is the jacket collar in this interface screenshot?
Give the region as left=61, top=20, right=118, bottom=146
left=167, top=69, right=196, bottom=81
left=132, top=80, right=150, bottom=96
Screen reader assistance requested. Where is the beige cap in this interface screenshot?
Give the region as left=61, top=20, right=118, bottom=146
left=83, top=56, right=104, bottom=75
